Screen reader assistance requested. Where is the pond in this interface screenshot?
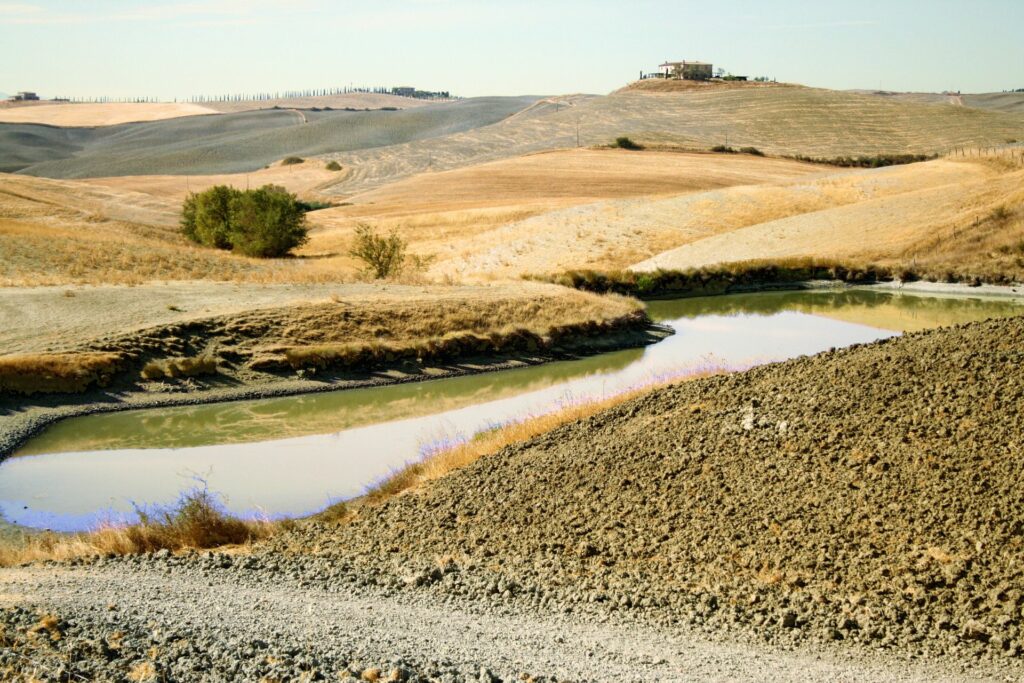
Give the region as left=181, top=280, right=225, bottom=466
left=3, top=288, right=1021, bottom=531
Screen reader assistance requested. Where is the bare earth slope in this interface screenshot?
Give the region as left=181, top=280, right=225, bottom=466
left=281, top=315, right=1024, bottom=666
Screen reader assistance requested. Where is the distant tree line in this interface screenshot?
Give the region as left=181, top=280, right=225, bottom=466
left=50, top=85, right=457, bottom=104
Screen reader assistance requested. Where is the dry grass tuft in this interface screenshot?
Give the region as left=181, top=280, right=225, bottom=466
left=0, top=351, right=123, bottom=396
left=0, top=488, right=273, bottom=567
left=127, top=661, right=158, bottom=682
left=28, top=615, right=61, bottom=642
left=140, top=355, right=219, bottom=381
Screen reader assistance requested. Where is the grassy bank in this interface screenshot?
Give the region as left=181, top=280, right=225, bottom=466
left=0, top=489, right=273, bottom=567
left=531, top=255, right=1023, bottom=300
left=0, top=352, right=124, bottom=396
left=271, top=310, right=648, bottom=373
left=0, top=285, right=644, bottom=398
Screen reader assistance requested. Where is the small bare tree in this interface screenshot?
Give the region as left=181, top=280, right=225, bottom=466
left=349, top=224, right=407, bottom=279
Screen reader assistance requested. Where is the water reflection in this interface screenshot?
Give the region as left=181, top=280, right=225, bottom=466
left=2, top=289, right=1020, bottom=531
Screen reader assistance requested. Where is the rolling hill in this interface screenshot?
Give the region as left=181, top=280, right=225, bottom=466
left=852, top=89, right=1024, bottom=114
left=2, top=97, right=539, bottom=177
left=629, top=155, right=1024, bottom=280
left=315, top=85, right=1024, bottom=197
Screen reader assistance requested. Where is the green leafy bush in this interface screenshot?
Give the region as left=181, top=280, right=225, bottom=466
left=181, top=185, right=309, bottom=258
left=614, top=136, right=643, bottom=150
left=325, top=160, right=342, bottom=171
left=739, top=146, right=765, bottom=156
left=181, top=185, right=239, bottom=249
left=281, top=156, right=304, bottom=165
left=229, top=185, right=309, bottom=258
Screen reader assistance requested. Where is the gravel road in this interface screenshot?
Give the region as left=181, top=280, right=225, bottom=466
left=1, top=560, right=1006, bottom=682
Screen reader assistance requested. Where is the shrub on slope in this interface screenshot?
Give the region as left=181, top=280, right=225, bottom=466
left=181, top=184, right=308, bottom=257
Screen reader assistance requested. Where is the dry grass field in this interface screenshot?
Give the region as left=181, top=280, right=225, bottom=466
left=303, top=148, right=826, bottom=278
left=615, top=78, right=788, bottom=94
left=6, top=97, right=538, bottom=178
left=0, top=102, right=220, bottom=126
left=0, top=173, right=277, bottom=286
left=408, top=156, right=1001, bottom=279
left=632, top=155, right=1024, bottom=280
left=3, top=149, right=822, bottom=287
left=2, top=85, right=1022, bottom=360
left=83, top=159, right=343, bottom=203
left=0, top=281, right=639, bottom=398
left=0, top=280, right=632, bottom=356
left=4, top=149, right=1022, bottom=290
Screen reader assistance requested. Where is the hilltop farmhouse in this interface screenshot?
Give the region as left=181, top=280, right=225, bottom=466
left=658, top=60, right=714, bottom=81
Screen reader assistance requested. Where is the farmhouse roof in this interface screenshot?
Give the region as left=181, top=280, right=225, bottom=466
left=659, top=61, right=712, bottom=67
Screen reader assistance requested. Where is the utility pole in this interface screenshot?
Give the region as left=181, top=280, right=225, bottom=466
left=576, top=115, right=581, bottom=148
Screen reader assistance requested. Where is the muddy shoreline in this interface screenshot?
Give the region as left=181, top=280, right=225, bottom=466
left=0, top=323, right=671, bottom=460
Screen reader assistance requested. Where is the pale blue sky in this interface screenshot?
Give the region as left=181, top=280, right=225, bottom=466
left=1, top=0, right=1022, bottom=99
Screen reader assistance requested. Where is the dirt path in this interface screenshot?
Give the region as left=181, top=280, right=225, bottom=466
left=0, top=565, right=996, bottom=682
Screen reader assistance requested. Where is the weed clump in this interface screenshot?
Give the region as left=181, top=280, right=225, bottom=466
left=296, top=199, right=333, bottom=212
left=140, top=355, right=218, bottom=381
left=349, top=224, right=408, bottom=279
left=989, top=205, right=1012, bottom=223
left=0, top=487, right=272, bottom=566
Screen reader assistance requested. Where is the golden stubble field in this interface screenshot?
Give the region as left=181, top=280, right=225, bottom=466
left=0, top=102, right=220, bottom=126
left=4, top=150, right=1023, bottom=289
left=630, top=155, right=1024, bottom=280
left=1, top=149, right=825, bottom=286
